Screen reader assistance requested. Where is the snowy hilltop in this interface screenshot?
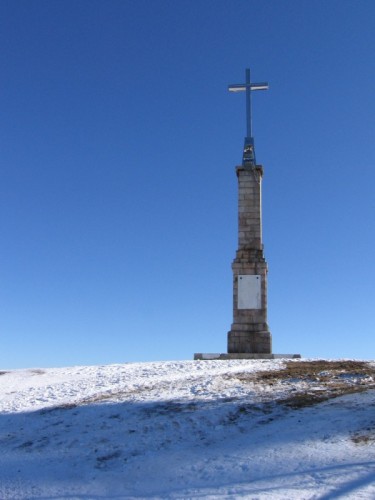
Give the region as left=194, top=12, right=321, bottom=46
left=0, top=359, right=374, bottom=499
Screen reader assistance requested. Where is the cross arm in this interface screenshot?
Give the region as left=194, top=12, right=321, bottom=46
left=228, top=82, right=269, bottom=92
left=250, top=82, right=269, bottom=91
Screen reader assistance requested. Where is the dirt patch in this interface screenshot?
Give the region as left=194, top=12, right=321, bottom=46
left=16, top=440, right=34, bottom=449
left=95, top=450, right=122, bottom=468
left=228, top=360, right=375, bottom=409
left=279, top=386, right=370, bottom=409
left=39, top=403, right=78, bottom=415
left=30, top=369, right=46, bottom=375
left=79, top=390, right=133, bottom=405
left=232, top=360, right=375, bottom=384
left=351, top=427, right=375, bottom=445
left=257, top=360, right=374, bottom=382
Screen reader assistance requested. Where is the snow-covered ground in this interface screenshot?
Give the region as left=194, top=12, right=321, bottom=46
left=0, top=359, right=374, bottom=499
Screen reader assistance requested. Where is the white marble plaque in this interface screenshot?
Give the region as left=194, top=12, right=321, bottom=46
left=238, top=275, right=261, bottom=309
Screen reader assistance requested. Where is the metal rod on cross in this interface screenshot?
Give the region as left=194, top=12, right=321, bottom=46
left=228, top=68, right=269, bottom=139
left=246, top=68, right=252, bottom=137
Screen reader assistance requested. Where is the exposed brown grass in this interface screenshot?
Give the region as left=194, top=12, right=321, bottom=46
left=351, top=431, right=375, bottom=445
left=280, top=385, right=370, bottom=409
left=229, top=360, right=375, bottom=409
left=39, top=403, right=78, bottom=414
left=257, top=360, right=374, bottom=382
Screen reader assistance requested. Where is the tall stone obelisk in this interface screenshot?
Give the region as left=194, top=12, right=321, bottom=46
left=227, top=69, right=272, bottom=354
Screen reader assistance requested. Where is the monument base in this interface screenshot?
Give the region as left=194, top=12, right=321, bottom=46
left=228, top=327, right=272, bottom=354
left=194, top=353, right=301, bottom=360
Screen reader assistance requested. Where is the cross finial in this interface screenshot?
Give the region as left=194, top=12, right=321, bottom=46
left=228, top=68, right=269, bottom=166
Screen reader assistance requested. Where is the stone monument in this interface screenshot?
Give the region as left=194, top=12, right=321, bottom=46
left=194, top=69, right=300, bottom=360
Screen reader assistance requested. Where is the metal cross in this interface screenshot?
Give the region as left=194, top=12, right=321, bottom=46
left=228, top=68, right=268, bottom=139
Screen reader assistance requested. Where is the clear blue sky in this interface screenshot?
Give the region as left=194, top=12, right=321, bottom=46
left=1, top=0, right=374, bottom=368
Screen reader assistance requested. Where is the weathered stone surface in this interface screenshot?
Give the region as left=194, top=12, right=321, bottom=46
left=228, top=164, right=272, bottom=354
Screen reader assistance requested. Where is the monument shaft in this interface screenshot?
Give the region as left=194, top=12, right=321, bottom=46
left=227, top=164, right=272, bottom=353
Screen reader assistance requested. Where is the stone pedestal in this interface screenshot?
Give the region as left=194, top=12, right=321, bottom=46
left=194, top=353, right=301, bottom=360
left=227, top=164, right=272, bottom=354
